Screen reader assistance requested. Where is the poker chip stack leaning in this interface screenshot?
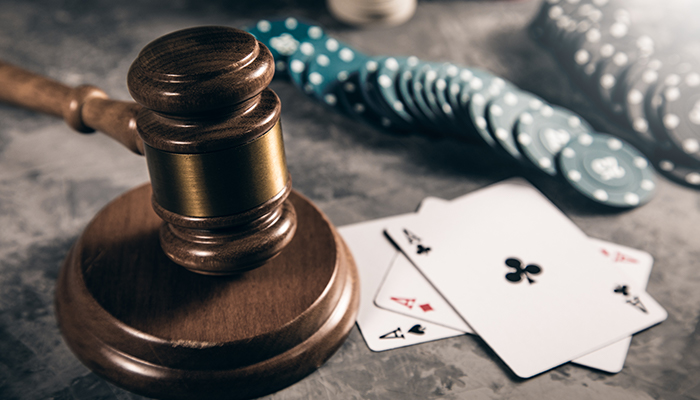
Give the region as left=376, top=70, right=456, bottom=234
left=529, top=0, right=700, bottom=189
left=327, top=0, right=417, bottom=27
left=245, top=17, right=658, bottom=209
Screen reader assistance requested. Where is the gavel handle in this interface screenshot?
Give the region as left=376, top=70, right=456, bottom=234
left=0, top=61, right=144, bottom=155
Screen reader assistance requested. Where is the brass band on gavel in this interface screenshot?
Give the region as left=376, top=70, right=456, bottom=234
left=145, top=121, right=288, bottom=217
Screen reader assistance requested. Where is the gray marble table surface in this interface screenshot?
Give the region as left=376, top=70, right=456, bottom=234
left=0, top=0, right=699, bottom=399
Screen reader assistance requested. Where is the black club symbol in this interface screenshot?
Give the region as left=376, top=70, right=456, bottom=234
left=505, top=258, right=542, bottom=284
left=614, top=285, right=629, bottom=296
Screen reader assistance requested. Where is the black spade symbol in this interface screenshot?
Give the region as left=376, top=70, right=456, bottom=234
left=408, top=324, right=426, bottom=335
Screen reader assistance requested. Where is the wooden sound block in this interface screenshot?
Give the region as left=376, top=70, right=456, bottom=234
left=55, top=184, right=360, bottom=400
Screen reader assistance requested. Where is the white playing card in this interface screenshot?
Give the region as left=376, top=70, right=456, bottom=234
left=384, top=179, right=667, bottom=378
left=372, top=197, right=473, bottom=333
left=375, top=254, right=474, bottom=333
left=591, top=238, right=654, bottom=289
left=572, top=238, right=655, bottom=371
left=338, top=215, right=465, bottom=352
left=376, top=197, right=656, bottom=373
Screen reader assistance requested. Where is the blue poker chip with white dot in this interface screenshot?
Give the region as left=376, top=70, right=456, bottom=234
left=305, top=37, right=368, bottom=110
left=486, top=89, right=546, bottom=163
left=411, top=62, right=448, bottom=132
left=287, top=41, right=317, bottom=94
left=373, top=56, right=416, bottom=126
left=245, top=18, right=325, bottom=78
left=515, top=105, right=595, bottom=176
left=433, top=63, right=464, bottom=136
left=397, top=57, right=436, bottom=131
left=447, top=68, right=474, bottom=116
left=448, top=67, right=491, bottom=141
left=657, top=76, right=700, bottom=164
left=359, top=56, right=410, bottom=131
left=337, top=71, right=396, bottom=130
left=558, top=132, right=657, bottom=208
left=422, top=63, right=459, bottom=135
left=466, top=74, right=515, bottom=149
left=652, top=154, right=700, bottom=189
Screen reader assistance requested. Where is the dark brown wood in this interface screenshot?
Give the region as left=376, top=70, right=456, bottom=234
left=0, top=27, right=291, bottom=274
left=55, top=184, right=360, bottom=399
left=127, top=26, right=275, bottom=120
left=6, top=26, right=361, bottom=397
left=127, top=25, right=278, bottom=155
left=154, top=178, right=297, bottom=274
left=81, top=97, right=143, bottom=154
left=0, top=61, right=144, bottom=154
left=127, top=26, right=293, bottom=274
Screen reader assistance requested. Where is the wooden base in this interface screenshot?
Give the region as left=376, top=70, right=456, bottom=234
left=55, top=184, right=360, bottom=400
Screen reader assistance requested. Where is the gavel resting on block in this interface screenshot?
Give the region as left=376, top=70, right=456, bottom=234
left=0, top=26, right=360, bottom=399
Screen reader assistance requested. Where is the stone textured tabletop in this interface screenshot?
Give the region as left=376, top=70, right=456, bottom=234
left=1, top=0, right=699, bottom=399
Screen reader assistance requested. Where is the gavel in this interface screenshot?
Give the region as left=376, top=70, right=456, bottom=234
left=0, top=26, right=359, bottom=399
left=1, top=26, right=296, bottom=276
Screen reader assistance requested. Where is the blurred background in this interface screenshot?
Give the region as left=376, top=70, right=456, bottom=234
left=1, top=1, right=699, bottom=399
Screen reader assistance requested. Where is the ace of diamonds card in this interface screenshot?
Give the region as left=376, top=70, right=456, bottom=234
left=384, top=180, right=667, bottom=378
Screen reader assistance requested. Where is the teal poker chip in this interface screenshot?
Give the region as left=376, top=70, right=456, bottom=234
left=245, top=18, right=325, bottom=78
left=467, top=75, right=513, bottom=150
left=450, top=67, right=493, bottom=141
left=306, top=39, right=368, bottom=110
left=434, top=63, right=466, bottom=136
left=645, top=63, right=697, bottom=150
left=397, top=58, right=435, bottom=132
left=421, top=63, right=454, bottom=133
left=359, top=56, right=409, bottom=130
left=516, top=105, right=595, bottom=176
left=458, top=68, right=501, bottom=112
left=412, top=62, right=447, bottom=133
left=657, top=76, right=700, bottom=164
left=558, top=132, right=657, bottom=208
left=653, top=155, right=700, bottom=189
left=373, top=57, right=416, bottom=126
left=287, top=41, right=317, bottom=94
left=337, top=71, right=394, bottom=130
left=446, top=68, right=475, bottom=135
left=486, top=89, right=546, bottom=162
left=616, top=57, right=664, bottom=148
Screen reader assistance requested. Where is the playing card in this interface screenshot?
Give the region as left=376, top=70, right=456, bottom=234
left=338, top=215, right=465, bottom=352
left=572, top=238, right=655, bottom=372
left=376, top=195, right=656, bottom=372
left=591, top=238, right=654, bottom=289
left=373, top=198, right=473, bottom=333
left=375, top=253, right=474, bottom=333
left=384, top=179, right=667, bottom=378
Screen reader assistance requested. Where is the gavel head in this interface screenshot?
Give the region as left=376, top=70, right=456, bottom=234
left=127, top=26, right=296, bottom=275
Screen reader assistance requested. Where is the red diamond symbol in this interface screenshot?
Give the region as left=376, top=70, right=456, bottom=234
left=419, top=303, right=433, bottom=312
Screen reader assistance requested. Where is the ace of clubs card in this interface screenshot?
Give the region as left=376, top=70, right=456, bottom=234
left=375, top=195, right=656, bottom=373
left=383, top=179, right=667, bottom=378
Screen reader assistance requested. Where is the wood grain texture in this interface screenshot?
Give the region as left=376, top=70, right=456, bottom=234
left=155, top=178, right=298, bottom=274
left=125, top=26, right=293, bottom=273
left=127, top=26, right=275, bottom=116
left=0, top=60, right=144, bottom=154
left=134, top=88, right=280, bottom=154
left=1, top=2, right=699, bottom=399
left=55, top=183, right=360, bottom=400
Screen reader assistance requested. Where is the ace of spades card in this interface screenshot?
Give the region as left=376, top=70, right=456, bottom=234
left=384, top=179, right=667, bottom=378
left=338, top=214, right=466, bottom=352
left=375, top=195, right=657, bottom=373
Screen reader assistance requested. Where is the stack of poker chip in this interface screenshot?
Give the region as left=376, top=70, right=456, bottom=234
left=246, top=17, right=657, bottom=208
left=326, top=0, right=416, bottom=27
left=530, top=0, right=700, bottom=188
